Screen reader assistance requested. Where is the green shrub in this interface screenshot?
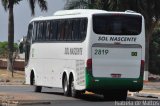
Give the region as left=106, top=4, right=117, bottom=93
left=0, top=42, right=18, bottom=58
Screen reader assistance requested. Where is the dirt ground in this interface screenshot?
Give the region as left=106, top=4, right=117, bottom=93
left=0, top=69, right=25, bottom=85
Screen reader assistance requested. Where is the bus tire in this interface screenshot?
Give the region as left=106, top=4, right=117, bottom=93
left=70, top=78, right=80, bottom=98
left=30, top=71, right=35, bottom=85
left=35, top=86, right=42, bottom=92
left=30, top=72, right=42, bottom=92
left=63, top=75, right=70, bottom=96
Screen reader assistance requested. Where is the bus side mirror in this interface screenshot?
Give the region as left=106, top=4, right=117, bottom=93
left=19, top=42, right=24, bottom=53
left=19, top=37, right=26, bottom=53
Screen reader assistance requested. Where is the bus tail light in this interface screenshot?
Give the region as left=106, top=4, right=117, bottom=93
left=140, top=60, right=145, bottom=76
left=87, top=59, right=92, bottom=70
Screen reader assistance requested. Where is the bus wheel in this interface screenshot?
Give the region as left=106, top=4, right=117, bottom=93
left=35, top=86, right=42, bottom=92
left=63, top=75, right=70, bottom=96
left=30, top=73, right=42, bottom=92
left=71, top=78, right=80, bottom=98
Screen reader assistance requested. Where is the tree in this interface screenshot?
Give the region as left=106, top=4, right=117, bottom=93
left=1, top=0, right=47, bottom=77
left=149, top=29, right=160, bottom=74
left=0, top=42, right=8, bottom=58
left=64, top=0, right=109, bottom=9
left=65, top=0, right=160, bottom=74
left=0, top=42, right=18, bottom=58
left=64, top=0, right=89, bottom=9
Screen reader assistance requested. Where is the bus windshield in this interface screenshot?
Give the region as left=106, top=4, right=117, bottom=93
left=93, top=14, right=142, bottom=35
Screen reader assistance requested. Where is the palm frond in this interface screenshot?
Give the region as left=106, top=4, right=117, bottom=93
left=64, top=0, right=88, bottom=9
left=28, top=0, right=47, bottom=16
left=37, top=0, right=48, bottom=11
left=28, top=0, right=36, bottom=15
left=1, top=0, right=8, bottom=11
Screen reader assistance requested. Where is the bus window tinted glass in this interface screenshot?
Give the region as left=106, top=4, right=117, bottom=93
left=93, top=14, right=142, bottom=35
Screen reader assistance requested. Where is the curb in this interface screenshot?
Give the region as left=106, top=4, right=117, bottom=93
left=128, top=91, right=160, bottom=99
left=134, top=92, right=159, bottom=99
left=18, top=101, right=51, bottom=105
left=0, top=84, right=28, bottom=87
left=0, top=100, right=51, bottom=105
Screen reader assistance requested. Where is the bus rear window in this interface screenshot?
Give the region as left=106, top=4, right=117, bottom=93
left=93, top=14, right=142, bottom=35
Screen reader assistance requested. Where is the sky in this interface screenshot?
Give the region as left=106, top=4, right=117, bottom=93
left=0, top=0, right=66, bottom=42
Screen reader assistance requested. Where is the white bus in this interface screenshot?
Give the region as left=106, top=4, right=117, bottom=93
left=21, top=9, right=145, bottom=100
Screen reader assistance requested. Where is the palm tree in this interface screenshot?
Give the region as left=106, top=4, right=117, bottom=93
left=1, top=0, right=47, bottom=77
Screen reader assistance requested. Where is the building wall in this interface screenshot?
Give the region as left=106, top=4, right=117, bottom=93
left=0, top=59, right=24, bottom=70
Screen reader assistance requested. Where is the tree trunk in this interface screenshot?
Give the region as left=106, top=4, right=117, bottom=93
left=145, top=31, right=150, bottom=72
left=7, top=0, right=14, bottom=77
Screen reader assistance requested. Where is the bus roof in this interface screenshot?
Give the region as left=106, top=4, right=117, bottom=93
left=53, top=9, right=107, bottom=16
left=53, top=9, right=141, bottom=16
left=30, top=9, right=142, bottom=22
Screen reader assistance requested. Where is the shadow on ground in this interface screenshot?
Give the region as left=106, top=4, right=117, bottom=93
left=41, top=91, right=138, bottom=102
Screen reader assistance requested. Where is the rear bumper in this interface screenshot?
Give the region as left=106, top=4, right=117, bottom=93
left=85, top=69, right=143, bottom=93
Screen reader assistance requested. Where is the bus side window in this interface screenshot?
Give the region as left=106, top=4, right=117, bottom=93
left=42, top=21, right=47, bottom=40
left=50, top=20, right=58, bottom=40
left=50, top=21, right=54, bottom=40
left=46, top=21, right=51, bottom=40
left=64, top=20, right=68, bottom=40
left=38, top=22, right=43, bottom=41
left=27, top=23, right=33, bottom=41
left=80, top=19, right=87, bottom=41
left=57, top=20, right=60, bottom=40
left=37, top=22, right=41, bottom=41
left=33, top=22, right=37, bottom=41
left=37, top=22, right=40, bottom=40
left=64, top=20, right=68, bottom=41
left=67, top=19, right=73, bottom=41
left=72, top=19, right=80, bottom=41
left=76, top=19, right=81, bottom=41
left=60, top=20, right=66, bottom=40
left=35, top=22, right=39, bottom=41
left=57, top=20, right=65, bottom=41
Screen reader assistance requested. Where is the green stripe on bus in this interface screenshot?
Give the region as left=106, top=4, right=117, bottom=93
left=85, top=68, right=143, bottom=92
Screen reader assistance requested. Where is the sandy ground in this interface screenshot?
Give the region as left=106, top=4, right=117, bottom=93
left=0, top=69, right=25, bottom=85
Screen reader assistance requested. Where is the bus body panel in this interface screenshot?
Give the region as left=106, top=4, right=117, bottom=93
left=92, top=44, right=142, bottom=78
left=86, top=69, right=143, bottom=92
left=25, top=42, right=87, bottom=89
